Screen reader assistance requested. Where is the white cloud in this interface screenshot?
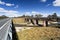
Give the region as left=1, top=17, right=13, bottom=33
left=0, top=7, right=20, bottom=17
left=6, top=3, right=14, bottom=6
left=32, top=11, right=40, bottom=14
left=53, top=0, right=60, bottom=6
left=0, top=0, right=14, bottom=6
left=0, top=1, right=5, bottom=5
left=24, top=12, right=31, bottom=16
left=40, top=0, right=47, bottom=2
left=46, top=4, right=51, bottom=7
left=14, top=5, right=19, bottom=8
left=24, top=11, right=42, bottom=16
left=24, top=11, right=51, bottom=17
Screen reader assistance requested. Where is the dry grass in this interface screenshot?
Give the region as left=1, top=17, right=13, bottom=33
left=13, top=18, right=60, bottom=40
left=13, top=18, right=43, bottom=26
left=17, top=27, right=60, bottom=40
left=13, top=18, right=26, bottom=24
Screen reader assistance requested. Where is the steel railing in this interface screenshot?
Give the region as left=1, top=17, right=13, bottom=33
left=0, top=18, right=12, bottom=40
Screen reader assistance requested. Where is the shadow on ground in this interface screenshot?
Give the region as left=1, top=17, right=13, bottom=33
left=12, top=21, right=18, bottom=40
left=14, top=24, right=43, bottom=27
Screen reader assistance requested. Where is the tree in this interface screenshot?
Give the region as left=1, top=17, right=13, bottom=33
left=22, top=15, right=25, bottom=17
left=48, top=13, right=58, bottom=21
left=35, top=14, right=42, bottom=18
left=0, top=15, right=8, bottom=19
left=48, top=15, right=52, bottom=20
left=31, top=15, right=34, bottom=17
left=52, top=13, right=57, bottom=19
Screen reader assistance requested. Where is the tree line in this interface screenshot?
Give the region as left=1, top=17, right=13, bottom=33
left=0, top=15, right=8, bottom=19
left=21, top=13, right=60, bottom=21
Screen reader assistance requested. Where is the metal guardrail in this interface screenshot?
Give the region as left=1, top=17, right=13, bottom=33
left=0, top=18, right=12, bottom=40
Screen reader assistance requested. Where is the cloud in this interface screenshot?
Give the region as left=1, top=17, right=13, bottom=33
left=14, top=5, right=19, bottom=8
left=24, top=11, right=51, bottom=17
left=0, top=1, right=5, bottom=5
left=32, top=11, right=41, bottom=15
left=53, top=0, right=60, bottom=6
left=0, top=8, right=7, bottom=12
left=46, top=4, right=51, bottom=7
left=24, top=12, right=31, bottom=16
left=32, top=11, right=49, bottom=17
left=24, top=11, right=42, bottom=16
left=6, top=3, right=14, bottom=6
left=0, top=7, right=20, bottom=17
left=40, top=0, right=47, bottom=2
left=32, top=11, right=40, bottom=14
left=0, top=0, right=14, bottom=6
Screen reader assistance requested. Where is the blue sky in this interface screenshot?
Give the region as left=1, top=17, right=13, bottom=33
left=0, top=0, right=60, bottom=17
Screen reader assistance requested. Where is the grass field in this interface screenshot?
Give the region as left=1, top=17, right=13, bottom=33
left=13, top=18, right=26, bottom=24
left=13, top=18, right=44, bottom=26
left=17, top=27, right=60, bottom=40
left=13, top=18, right=60, bottom=40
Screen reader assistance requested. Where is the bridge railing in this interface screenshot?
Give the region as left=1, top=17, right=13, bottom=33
left=0, top=18, right=12, bottom=40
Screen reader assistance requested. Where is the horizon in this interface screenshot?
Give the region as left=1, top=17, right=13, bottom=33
left=0, top=0, right=60, bottom=17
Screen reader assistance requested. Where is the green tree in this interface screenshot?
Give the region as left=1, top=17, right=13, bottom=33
left=52, top=13, right=57, bottom=19
left=35, top=14, right=42, bottom=18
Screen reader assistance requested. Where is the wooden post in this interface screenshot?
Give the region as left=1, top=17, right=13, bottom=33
left=36, top=19, right=39, bottom=25
left=43, top=20, right=46, bottom=27
left=46, top=20, right=48, bottom=26
left=30, top=19, right=35, bottom=25
left=43, top=20, right=48, bottom=27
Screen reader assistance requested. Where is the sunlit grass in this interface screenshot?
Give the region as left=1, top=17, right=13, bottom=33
left=13, top=18, right=26, bottom=24
left=13, top=18, right=43, bottom=25
left=16, top=27, right=60, bottom=40
left=13, top=18, right=60, bottom=40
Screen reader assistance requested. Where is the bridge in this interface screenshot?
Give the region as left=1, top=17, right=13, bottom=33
left=0, top=18, right=12, bottom=40
left=25, top=17, right=60, bottom=27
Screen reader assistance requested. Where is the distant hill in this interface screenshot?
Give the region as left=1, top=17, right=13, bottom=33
left=0, top=15, right=8, bottom=19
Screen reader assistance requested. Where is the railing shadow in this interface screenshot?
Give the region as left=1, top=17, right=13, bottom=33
left=12, top=21, right=18, bottom=40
